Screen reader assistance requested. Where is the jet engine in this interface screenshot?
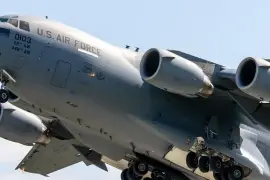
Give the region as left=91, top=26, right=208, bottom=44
left=235, top=57, right=270, bottom=101
left=0, top=102, right=51, bottom=146
left=140, top=48, right=214, bottom=97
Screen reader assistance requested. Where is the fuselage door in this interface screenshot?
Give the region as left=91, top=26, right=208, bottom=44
left=50, top=60, right=71, bottom=88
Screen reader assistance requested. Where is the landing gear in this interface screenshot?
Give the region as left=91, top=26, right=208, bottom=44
left=121, top=169, right=129, bottom=180
left=121, top=168, right=141, bottom=180
left=121, top=160, right=175, bottom=180
left=151, top=169, right=165, bottom=180
left=0, top=89, right=9, bottom=103
left=0, top=69, right=16, bottom=104
left=228, top=166, right=243, bottom=180
left=210, top=156, right=223, bottom=173
left=185, top=145, right=245, bottom=180
left=133, top=161, right=149, bottom=177
left=121, top=161, right=149, bottom=180
left=186, top=151, right=198, bottom=169
left=213, top=172, right=222, bottom=180
left=198, top=156, right=209, bottom=173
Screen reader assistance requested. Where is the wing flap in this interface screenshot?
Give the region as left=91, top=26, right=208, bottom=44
left=15, top=138, right=86, bottom=176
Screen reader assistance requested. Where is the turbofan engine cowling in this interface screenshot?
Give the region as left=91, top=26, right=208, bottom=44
left=140, top=48, right=214, bottom=97
left=236, top=57, right=270, bottom=101
left=0, top=102, right=50, bottom=146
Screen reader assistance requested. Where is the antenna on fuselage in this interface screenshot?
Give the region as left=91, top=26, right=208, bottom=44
left=45, top=16, right=48, bottom=19
left=135, top=47, right=139, bottom=52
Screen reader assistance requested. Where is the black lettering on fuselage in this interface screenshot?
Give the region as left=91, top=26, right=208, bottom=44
left=97, top=49, right=101, bottom=56
left=56, top=34, right=63, bottom=42
left=75, top=40, right=79, bottom=47
left=36, top=28, right=101, bottom=55
left=37, top=28, right=43, bottom=36
left=86, top=44, right=91, bottom=52
left=81, top=42, right=86, bottom=50
left=64, top=36, right=70, bottom=44
left=92, top=46, right=96, bottom=54
left=46, top=31, right=52, bottom=38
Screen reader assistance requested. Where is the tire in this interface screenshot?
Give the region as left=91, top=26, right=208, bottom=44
left=143, top=178, right=152, bottom=180
left=0, top=89, right=8, bottom=103
left=210, top=156, right=223, bottom=173
left=133, top=161, right=149, bottom=176
left=213, top=173, right=222, bottom=180
left=199, top=156, right=210, bottom=173
left=186, top=151, right=198, bottom=169
left=121, top=169, right=129, bottom=180
left=127, top=168, right=141, bottom=180
left=221, top=168, right=230, bottom=180
left=228, top=166, right=244, bottom=180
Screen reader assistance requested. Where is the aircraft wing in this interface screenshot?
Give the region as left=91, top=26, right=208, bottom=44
left=15, top=137, right=108, bottom=176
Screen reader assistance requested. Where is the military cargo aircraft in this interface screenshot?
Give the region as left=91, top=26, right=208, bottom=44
left=0, top=14, right=270, bottom=180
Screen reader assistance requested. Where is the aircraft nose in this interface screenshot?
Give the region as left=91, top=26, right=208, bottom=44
left=0, top=23, right=11, bottom=67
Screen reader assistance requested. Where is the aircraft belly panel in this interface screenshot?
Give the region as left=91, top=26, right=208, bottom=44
left=50, top=60, right=71, bottom=88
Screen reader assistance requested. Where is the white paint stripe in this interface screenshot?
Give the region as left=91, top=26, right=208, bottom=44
left=78, top=48, right=99, bottom=58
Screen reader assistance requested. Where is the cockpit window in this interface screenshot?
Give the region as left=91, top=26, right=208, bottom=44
left=19, top=20, right=30, bottom=32
left=0, top=18, right=8, bottom=22
left=8, top=19, right=18, bottom=27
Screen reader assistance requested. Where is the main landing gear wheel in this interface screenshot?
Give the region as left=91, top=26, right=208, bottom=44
left=186, top=151, right=198, bottom=169
left=127, top=168, right=141, bottom=180
left=121, top=169, right=129, bottom=180
left=228, top=166, right=244, bottom=180
left=210, top=156, right=223, bottom=173
left=133, top=161, right=149, bottom=177
left=198, top=156, right=210, bottom=173
left=213, top=172, right=222, bottom=180
left=121, top=168, right=141, bottom=180
left=0, top=89, right=8, bottom=103
left=151, top=169, right=165, bottom=180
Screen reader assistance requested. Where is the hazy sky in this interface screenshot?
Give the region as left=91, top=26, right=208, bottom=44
left=1, top=0, right=270, bottom=179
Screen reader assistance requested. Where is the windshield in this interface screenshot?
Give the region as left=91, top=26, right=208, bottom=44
left=0, top=18, right=8, bottom=22
left=8, top=19, right=18, bottom=27
left=0, top=17, right=30, bottom=32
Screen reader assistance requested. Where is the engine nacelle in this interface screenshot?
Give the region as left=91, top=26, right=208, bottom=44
left=140, top=48, right=214, bottom=97
left=236, top=57, right=270, bottom=101
left=0, top=102, right=50, bottom=146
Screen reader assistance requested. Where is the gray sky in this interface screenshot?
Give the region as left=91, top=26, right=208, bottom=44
left=1, top=0, right=270, bottom=179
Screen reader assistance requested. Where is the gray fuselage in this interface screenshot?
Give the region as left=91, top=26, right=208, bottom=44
left=0, top=15, right=269, bottom=179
